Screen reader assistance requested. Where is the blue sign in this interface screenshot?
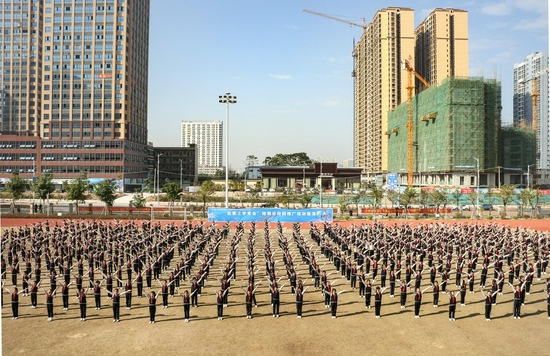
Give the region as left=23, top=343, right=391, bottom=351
left=208, top=208, right=333, bottom=223
left=387, top=173, right=399, bottom=191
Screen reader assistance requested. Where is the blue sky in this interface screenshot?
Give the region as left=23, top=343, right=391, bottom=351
left=148, top=0, right=548, bottom=170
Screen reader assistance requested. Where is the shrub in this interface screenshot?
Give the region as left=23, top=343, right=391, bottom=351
left=487, top=215, right=493, bottom=220
left=453, top=212, right=463, bottom=219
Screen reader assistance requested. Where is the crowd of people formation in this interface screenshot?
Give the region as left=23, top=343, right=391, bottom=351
left=2, top=219, right=550, bottom=325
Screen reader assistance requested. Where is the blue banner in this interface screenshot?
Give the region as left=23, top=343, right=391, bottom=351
left=208, top=208, right=333, bottom=223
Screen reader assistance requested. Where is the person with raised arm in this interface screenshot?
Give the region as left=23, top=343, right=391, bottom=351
left=4, top=286, right=23, bottom=319
left=447, top=290, right=458, bottom=321
left=177, top=289, right=196, bottom=322
left=60, top=280, right=72, bottom=311
left=374, top=286, right=386, bottom=318
left=484, top=289, right=498, bottom=321
left=77, top=287, right=89, bottom=321
left=148, top=290, right=157, bottom=324
left=105, top=287, right=129, bottom=322
left=93, top=280, right=103, bottom=310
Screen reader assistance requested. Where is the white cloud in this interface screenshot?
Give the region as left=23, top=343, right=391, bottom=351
left=269, top=74, right=292, bottom=80
left=514, top=14, right=548, bottom=30
left=481, top=2, right=513, bottom=16
left=481, top=0, right=547, bottom=16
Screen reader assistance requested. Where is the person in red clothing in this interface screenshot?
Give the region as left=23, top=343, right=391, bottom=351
left=448, top=290, right=458, bottom=321
left=4, top=286, right=23, bottom=319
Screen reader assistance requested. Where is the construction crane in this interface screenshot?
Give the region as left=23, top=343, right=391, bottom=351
left=527, top=69, right=549, bottom=186
left=303, top=9, right=366, bottom=33
left=401, top=56, right=431, bottom=188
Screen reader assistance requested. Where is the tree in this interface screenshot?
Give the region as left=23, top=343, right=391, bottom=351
left=496, top=184, right=516, bottom=217
left=264, top=152, right=312, bottom=166
left=418, top=189, right=431, bottom=208
left=451, top=189, right=463, bottom=212
left=367, top=185, right=384, bottom=220
left=245, top=155, right=258, bottom=167
left=337, top=195, right=349, bottom=218
left=484, top=187, right=495, bottom=213
left=386, top=190, right=401, bottom=208
left=132, top=189, right=146, bottom=209
left=31, top=173, right=55, bottom=204
left=516, top=189, right=532, bottom=217
left=6, top=170, right=27, bottom=203
left=63, top=171, right=89, bottom=214
left=144, top=178, right=154, bottom=193
left=399, top=188, right=418, bottom=218
left=298, top=191, right=314, bottom=208
left=94, top=179, right=118, bottom=214
left=229, top=180, right=244, bottom=192
left=350, top=191, right=364, bottom=218
left=197, top=180, right=215, bottom=215
left=162, top=182, right=182, bottom=211
left=430, top=189, right=448, bottom=215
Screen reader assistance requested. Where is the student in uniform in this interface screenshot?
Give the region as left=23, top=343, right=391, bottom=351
left=78, top=288, right=88, bottom=321
left=216, top=289, right=224, bottom=320
left=148, top=291, right=157, bottom=324
left=448, top=290, right=457, bottom=321
left=45, top=288, right=56, bottom=322
left=61, top=281, right=72, bottom=310
left=330, top=289, right=338, bottom=319
left=374, top=286, right=383, bottom=318
left=485, top=290, right=495, bottom=321
left=177, top=289, right=193, bottom=322
left=5, top=287, right=23, bottom=319
left=29, top=281, right=39, bottom=309
left=93, top=280, right=103, bottom=310
left=513, top=284, right=522, bottom=319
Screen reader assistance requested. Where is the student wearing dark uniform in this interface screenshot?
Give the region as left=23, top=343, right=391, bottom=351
left=245, top=289, right=254, bottom=319
left=295, top=287, right=305, bottom=318
left=124, top=278, right=133, bottom=310
left=399, top=281, right=407, bottom=308
left=61, top=281, right=71, bottom=310
left=78, top=288, right=88, bottom=321
left=160, top=280, right=169, bottom=309
left=216, top=289, right=224, bottom=320
left=485, top=291, right=494, bottom=321
left=271, top=285, right=280, bottom=318
left=448, top=291, right=457, bottom=321
left=364, top=279, right=372, bottom=308
left=105, top=273, right=113, bottom=299
left=145, top=264, right=152, bottom=289
left=106, top=288, right=123, bottom=322
left=135, top=272, right=143, bottom=298
left=374, top=286, right=383, bottom=318
left=45, top=288, right=55, bottom=322
left=148, top=291, right=157, bottom=324
left=460, top=280, right=467, bottom=306
left=513, top=284, right=522, bottom=319
left=432, top=281, right=440, bottom=307
left=178, top=289, right=192, bottom=322
left=330, top=289, right=339, bottom=319
left=190, top=278, right=199, bottom=307
left=93, top=280, right=103, bottom=309
left=414, top=287, right=422, bottom=318
left=29, top=281, right=39, bottom=309
left=5, top=287, right=23, bottom=319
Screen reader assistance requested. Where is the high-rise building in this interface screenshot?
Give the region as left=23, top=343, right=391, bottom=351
left=181, top=120, right=223, bottom=175
left=354, top=7, right=469, bottom=175
left=513, top=52, right=549, bottom=174
left=0, top=0, right=150, bottom=192
left=415, top=8, right=468, bottom=89
left=354, top=7, right=415, bottom=174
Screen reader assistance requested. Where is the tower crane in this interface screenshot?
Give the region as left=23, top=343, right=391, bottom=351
left=303, top=9, right=366, bottom=33
left=401, top=56, right=431, bottom=188
left=526, top=68, right=549, bottom=186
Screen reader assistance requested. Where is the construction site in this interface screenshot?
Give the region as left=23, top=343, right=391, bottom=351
left=387, top=77, right=502, bottom=188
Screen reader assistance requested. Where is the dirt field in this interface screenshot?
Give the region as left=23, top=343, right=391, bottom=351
left=2, top=218, right=549, bottom=356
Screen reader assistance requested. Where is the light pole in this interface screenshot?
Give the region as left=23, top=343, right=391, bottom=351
left=303, top=168, right=306, bottom=190
left=473, top=157, right=480, bottom=217
left=319, top=162, right=323, bottom=208
left=219, top=92, right=237, bottom=209
left=157, top=153, right=163, bottom=205
left=179, top=159, right=183, bottom=206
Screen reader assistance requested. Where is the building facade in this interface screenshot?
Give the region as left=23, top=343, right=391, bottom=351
left=354, top=7, right=469, bottom=176
left=0, top=0, right=150, bottom=192
left=181, top=120, right=223, bottom=175
left=513, top=52, right=549, bottom=174
left=354, top=7, right=415, bottom=175
left=153, top=145, right=198, bottom=190
left=387, top=77, right=502, bottom=188
left=414, top=8, right=468, bottom=89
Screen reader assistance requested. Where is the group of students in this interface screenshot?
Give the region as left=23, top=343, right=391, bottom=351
left=2, top=219, right=550, bottom=324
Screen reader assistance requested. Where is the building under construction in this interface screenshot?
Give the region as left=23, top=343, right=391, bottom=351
left=387, top=77, right=501, bottom=188
left=500, top=125, right=536, bottom=186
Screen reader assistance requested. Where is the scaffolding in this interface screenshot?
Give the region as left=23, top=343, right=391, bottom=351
left=387, top=77, right=502, bottom=177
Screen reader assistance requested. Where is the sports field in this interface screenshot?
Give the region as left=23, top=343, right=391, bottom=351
left=1, top=218, right=549, bottom=356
